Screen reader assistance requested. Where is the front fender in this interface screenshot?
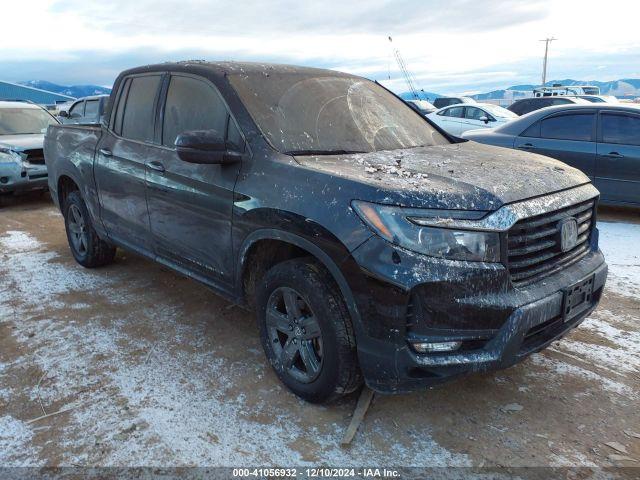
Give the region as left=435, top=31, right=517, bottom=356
left=234, top=214, right=369, bottom=340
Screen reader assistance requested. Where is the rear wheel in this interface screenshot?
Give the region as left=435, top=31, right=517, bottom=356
left=256, top=258, right=362, bottom=403
left=63, top=191, right=116, bottom=268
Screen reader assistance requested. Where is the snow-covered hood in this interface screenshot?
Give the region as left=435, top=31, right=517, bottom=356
left=0, top=134, right=45, bottom=152
left=294, top=141, right=591, bottom=211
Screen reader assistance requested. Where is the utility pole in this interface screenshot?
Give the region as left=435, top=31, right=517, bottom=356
left=539, top=37, right=557, bottom=86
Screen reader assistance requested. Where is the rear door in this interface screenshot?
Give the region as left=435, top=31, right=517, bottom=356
left=595, top=110, right=640, bottom=205
left=435, top=106, right=464, bottom=135
left=145, top=73, right=244, bottom=284
left=513, top=111, right=597, bottom=178
left=94, top=73, right=163, bottom=253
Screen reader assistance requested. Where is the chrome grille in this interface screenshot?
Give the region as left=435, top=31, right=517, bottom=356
left=507, top=198, right=596, bottom=286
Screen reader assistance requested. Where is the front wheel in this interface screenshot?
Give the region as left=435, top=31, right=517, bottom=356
left=63, top=191, right=116, bottom=268
left=256, top=258, right=362, bottom=403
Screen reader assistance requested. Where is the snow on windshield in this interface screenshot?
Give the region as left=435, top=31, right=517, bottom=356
left=229, top=72, right=447, bottom=154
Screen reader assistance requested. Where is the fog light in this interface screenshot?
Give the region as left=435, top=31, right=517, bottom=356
left=0, top=176, right=8, bottom=184
left=412, top=341, right=462, bottom=353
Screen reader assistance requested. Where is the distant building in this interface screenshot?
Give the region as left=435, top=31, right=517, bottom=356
left=0, top=80, right=75, bottom=108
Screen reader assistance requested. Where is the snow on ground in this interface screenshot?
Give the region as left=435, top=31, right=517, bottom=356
left=0, top=416, right=41, bottom=467
left=0, top=230, right=468, bottom=467
left=1, top=211, right=639, bottom=468
left=556, top=311, right=640, bottom=375
left=598, top=221, right=640, bottom=300
left=0, top=230, right=136, bottom=312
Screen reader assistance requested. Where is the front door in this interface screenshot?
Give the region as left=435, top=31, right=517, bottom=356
left=460, top=106, right=492, bottom=134
left=145, top=74, right=244, bottom=283
left=94, top=73, right=163, bottom=253
left=595, top=111, right=640, bottom=205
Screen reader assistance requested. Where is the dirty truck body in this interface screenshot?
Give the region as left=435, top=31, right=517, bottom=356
left=44, top=62, right=607, bottom=402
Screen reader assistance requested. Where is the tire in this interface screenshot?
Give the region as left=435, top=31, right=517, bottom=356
left=256, top=258, right=362, bottom=403
left=63, top=190, right=116, bottom=268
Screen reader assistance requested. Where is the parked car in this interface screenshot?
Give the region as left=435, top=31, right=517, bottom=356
left=508, top=96, right=590, bottom=116
left=59, top=95, right=110, bottom=124
left=463, top=104, right=640, bottom=206
left=433, top=96, right=476, bottom=109
left=405, top=99, right=436, bottom=115
left=533, top=85, right=601, bottom=96
left=427, top=103, right=518, bottom=136
left=45, top=62, right=607, bottom=403
left=564, top=95, right=618, bottom=104
left=0, top=101, right=59, bottom=194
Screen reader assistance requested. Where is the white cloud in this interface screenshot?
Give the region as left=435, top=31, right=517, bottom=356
left=1, top=0, right=639, bottom=92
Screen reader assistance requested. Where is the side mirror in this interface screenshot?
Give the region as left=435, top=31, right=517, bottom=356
left=479, top=116, right=490, bottom=124
left=175, top=129, right=241, bottom=165
left=59, top=111, right=69, bottom=118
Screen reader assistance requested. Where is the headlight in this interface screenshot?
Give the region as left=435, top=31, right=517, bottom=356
left=0, top=148, right=21, bottom=165
left=352, top=200, right=501, bottom=262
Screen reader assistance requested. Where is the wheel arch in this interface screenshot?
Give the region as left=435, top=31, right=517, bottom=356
left=57, top=173, right=81, bottom=210
left=237, top=229, right=364, bottom=336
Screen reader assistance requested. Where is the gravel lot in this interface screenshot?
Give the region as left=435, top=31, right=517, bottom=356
left=1, top=194, right=639, bottom=470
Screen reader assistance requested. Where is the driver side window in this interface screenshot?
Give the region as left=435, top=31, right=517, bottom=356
left=464, top=107, right=486, bottom=120
left=69, top=101, right=84, bottom=118
left=162, top=75, right=240, bottom=148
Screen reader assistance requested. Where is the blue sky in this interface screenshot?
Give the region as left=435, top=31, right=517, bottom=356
left=1, top=0, right=639, bottom=94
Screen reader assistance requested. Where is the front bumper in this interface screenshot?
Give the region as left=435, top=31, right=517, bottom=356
left=347, top=233, right=607, bottom=394
left=0, top=161, right=48, bottom=193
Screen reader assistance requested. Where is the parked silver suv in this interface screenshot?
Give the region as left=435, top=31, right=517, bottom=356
left=0, top=101, right=59, bottom=194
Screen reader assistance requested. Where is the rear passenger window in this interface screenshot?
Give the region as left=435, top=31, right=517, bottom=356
left=540, top=114, right=594, bottom=141
left=442, top=107, right=463, bottom=118
left=112, top=78, right=131, bottom=134
left=162, top=76, right=228, bottom=147
left=121, top=75, right=162, bottom=142
left=602, top=114, right=640, bottom=146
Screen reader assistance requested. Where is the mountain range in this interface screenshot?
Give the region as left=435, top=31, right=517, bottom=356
left=20, top=80, right=111, bottom=98
left=21, top=77, right=640, bottom=103
left=400, top=78, right=640, bottom=102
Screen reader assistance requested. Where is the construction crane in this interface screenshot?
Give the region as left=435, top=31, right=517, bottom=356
left=388, top=36, right=422, bottom=100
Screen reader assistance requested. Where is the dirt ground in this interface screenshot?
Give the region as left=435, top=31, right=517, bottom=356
left=1, top=193, right=639, bottom=472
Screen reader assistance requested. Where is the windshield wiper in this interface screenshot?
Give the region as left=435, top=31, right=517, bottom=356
left=284, top=149, right=367, bottom=156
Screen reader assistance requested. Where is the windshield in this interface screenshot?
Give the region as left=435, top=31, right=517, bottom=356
left=229, top=72, right=448, bottom=154
left=0, top=108, right=57, bottom=135
left=482, top=104, right=518, bottom=118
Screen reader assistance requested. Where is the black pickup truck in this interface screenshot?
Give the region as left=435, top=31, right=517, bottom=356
left=44, top=62, right=607, bottom=403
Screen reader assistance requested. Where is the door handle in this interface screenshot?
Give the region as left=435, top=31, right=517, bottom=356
left=99, top=148, right=112, bottom=157
left=147, top=161, right=165, bottom=173
left=604, top=152, right=624, bottom=159
left=518, top=143, right=536, bottom=150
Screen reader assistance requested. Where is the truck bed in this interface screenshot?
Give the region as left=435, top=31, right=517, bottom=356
left=44, top=123, right=103, bottom=210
